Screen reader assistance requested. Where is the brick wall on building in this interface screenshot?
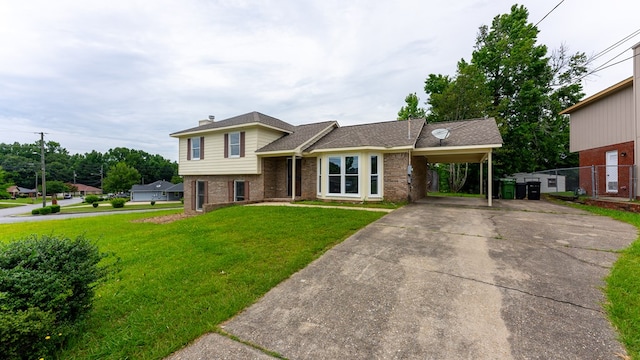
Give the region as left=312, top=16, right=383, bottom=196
left=300, top=157, right=317, bottom=200
left=183, top=174, right=264, bottom=214
left=578, top=141, right=634, bottom=198
left=383, top=153, right=410, bottom=202
left=410, top=155, right=427, bottom=201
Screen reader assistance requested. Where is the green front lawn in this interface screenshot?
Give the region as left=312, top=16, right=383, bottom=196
left=0, top=206, right=384, bottom=359
left=572, top=204, right=640, bottom=359
left=59, top=202, right=182, bottom=214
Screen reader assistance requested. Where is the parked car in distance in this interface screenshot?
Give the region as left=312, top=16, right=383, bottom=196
left=63, top=194, right=72, bottom=199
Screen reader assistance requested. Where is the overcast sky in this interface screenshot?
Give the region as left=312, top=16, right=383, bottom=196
left=1, top=0, right=638, bottom=161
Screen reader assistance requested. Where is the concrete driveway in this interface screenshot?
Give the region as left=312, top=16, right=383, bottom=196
left=167, top=197, right=636, bottom=359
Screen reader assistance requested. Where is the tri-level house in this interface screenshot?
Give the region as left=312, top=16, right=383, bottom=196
left=170, top=112, right=503, bottom=214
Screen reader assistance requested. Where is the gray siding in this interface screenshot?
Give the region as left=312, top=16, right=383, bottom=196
left=570, top=86, right=634, bottom=153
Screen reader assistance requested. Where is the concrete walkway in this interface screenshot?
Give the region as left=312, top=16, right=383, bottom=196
left=167, top=197, right=636, bottom=359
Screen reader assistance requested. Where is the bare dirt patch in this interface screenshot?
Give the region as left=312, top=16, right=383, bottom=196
left=131, top=213, right=193, bottom=224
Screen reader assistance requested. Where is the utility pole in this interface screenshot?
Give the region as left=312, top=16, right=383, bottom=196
left=38, top=132, right=46, bottom=208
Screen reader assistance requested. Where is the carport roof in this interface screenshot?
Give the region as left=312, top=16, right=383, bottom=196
left=413, top=118, right=503, bottom=163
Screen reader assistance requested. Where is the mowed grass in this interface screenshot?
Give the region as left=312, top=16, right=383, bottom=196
left=0, top=206, right=385, bottom=359
left=572, top=205, right=640, bottom=358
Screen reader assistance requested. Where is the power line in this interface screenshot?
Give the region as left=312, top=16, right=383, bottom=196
left=535, top=0, right=565, bottom=27
left=590, top=27, right=640, bottom=63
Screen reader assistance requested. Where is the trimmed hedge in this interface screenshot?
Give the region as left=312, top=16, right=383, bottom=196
left=84, top=195, right=100, bottom=204
left=110, top=198, right=126, bottom=208
left=31, top=208, right=40, bottom=215
left=39, top=206, right=52, bottom=215
left=51, top=204, right=60, bottom=213
left=0, top=234, right=117, bottom=360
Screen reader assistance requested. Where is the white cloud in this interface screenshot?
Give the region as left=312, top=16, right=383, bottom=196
left=0, top=0, right=639, bottom=161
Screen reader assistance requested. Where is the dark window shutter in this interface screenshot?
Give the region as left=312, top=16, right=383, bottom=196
left=245, top=181, right=250, bottom=201
left=240, top=132, right=245, bottom=157
left=187, top=138, right=192, bottom=160
left=228, top=181, right=234, bottom=202
left=200, top=136, right=205, bottom=160
left=224, top=134, right=229, bottom=158
left=191, top=180, right=196, bottom=210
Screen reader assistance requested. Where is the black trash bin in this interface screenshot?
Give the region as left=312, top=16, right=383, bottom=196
left=515, top=182, right=527, bottom=199
left=527, top=181, right=541, bottom=200
left=485, top=178, right=500, bottom=199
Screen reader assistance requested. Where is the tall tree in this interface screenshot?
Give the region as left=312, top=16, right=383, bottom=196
left=470, top=4, right=586, bottom=174
left=397, top=93, right=426, bottom=120
left=424, top=60, right=490, bottom=122
left=102, top=162, right=141, bottom=193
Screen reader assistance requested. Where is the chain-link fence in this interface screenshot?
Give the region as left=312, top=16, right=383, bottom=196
left=517, top=165, right=636, bottom=200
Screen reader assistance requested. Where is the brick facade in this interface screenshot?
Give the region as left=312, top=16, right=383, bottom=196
left=578, top=141, right=634, bottom=198
left=183, top=174, right=264, bottom=214
left=381, top=152, right=428, bottom=202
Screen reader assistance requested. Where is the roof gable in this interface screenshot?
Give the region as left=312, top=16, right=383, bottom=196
left=560, top=77, right=633, bottom=115
left=131, top=180, right=176, bottom=192
left=305, top=119, right=426, bottom=152
left=170, top=111, right=295, bottom=136
left=256, top=121, right=338, bottom=154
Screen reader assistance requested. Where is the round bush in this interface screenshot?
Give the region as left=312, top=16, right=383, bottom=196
left=84, top=195, right=99, bottom=204
left=110, top=198, right=126, bottom=208
left=0, top=235, right=115, bottom=360
left=50, top=204, right=61, bottom=213
left=39, top=206, right=52, bottom=215
left=31, top=209, right=40, bottom=215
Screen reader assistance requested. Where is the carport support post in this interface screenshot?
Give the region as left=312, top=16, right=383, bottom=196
left=487, top=151, right=493, bottom=207
left=480, top=162, right=484, bottom=195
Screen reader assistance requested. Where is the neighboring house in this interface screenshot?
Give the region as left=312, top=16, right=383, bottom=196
left=171, top=112, right=502, bottom=214
left=130, top=180, right=183, bottom=202
left=6, top=185, right=37, bottom=198
left=71, top=183, right=102, bottom=196
left=560, top=42, right=640, bottom=198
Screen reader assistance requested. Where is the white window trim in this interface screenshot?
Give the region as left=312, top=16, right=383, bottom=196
left=234, top=180, right=245, bottom=202
left=327, top=154, right=360, bottom=197
left=317, top=158, right=322, bottom=196
left=369, top=154, right=382, bottom=197
left=229, top=132, right=241, bottom=158
left=191, top=137, right=201, bottom=160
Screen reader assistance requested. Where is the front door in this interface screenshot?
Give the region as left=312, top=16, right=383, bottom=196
left=606, top=150, right=618, bottom=193
left=287, top=158, right=302, bottom=197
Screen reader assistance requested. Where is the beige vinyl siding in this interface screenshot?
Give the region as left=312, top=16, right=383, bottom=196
left=570, top=86, right=634, bottom=153
left=178, top=127, right=285, bottom=176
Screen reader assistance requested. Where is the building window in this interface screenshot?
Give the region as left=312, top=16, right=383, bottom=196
left=229, top=132, right=240, bottom=158
left=191, top=137, right=201, bottom=160
left=328, top=155, right=359, bottom=196
left=370, top=155, right=379, bottom=196
left=234, top=180, right=245, bottom=201
left=317, top=158, right=322, bottom=195
left=547, top=178, right=557, bottom=188
left=196, top=180, right=206, bottom=211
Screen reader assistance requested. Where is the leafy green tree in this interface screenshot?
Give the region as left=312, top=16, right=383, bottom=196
left=421, top=5, right=587, bottom=177
left=103, top=162, right=141, bottom=193
left=0, top=166, right=11, bottom=199
left=397, top=93, right=426, bottom=120
left=42, top=180, right=68, bottom=196
left=424, top=60, right=490, bottom=122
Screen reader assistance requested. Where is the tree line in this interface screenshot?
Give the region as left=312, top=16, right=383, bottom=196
left=0, top=141, right=178, bottom=194
left=398, top=5, right=587, bottom=191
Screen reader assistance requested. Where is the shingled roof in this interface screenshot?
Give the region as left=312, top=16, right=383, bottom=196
left=256, top=121, right=337, bottom=153
left=415, top=118, right=502, bottom=148
left=170, top=111, right=295, bottom=136
left=305, top=119, right=426, bottom=152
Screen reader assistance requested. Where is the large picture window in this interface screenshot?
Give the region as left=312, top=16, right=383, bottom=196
left=229, top=132, right=240, bottom=157
left=327, top=155, right=359, bottom=196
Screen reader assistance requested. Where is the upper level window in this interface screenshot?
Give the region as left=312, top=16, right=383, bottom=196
left=190, top=137, right=201, bottom=160
left=229, top=132, right=240, bottom=158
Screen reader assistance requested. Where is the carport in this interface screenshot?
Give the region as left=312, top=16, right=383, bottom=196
left=413, top=119, right=503, bottom=206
